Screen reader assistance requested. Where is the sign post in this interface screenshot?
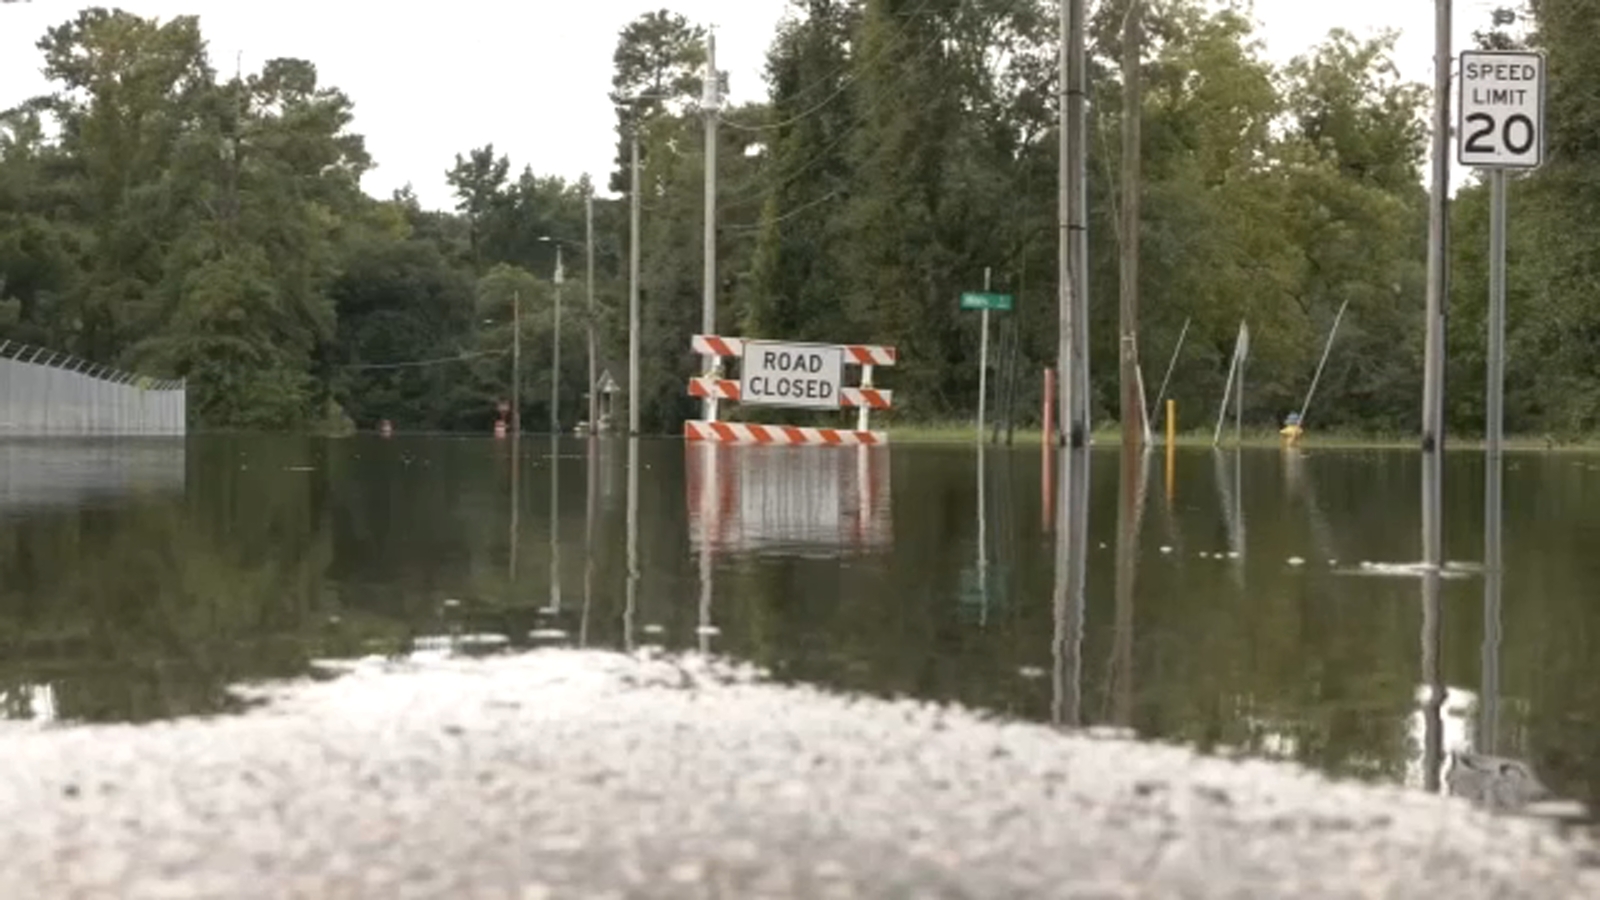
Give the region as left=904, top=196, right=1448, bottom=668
left=961, top=278, right=1014, bottom=445
left=1459, top=48, right=1543, bottom=680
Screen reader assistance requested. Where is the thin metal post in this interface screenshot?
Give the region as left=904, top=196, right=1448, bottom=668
left=1421, top=0, right=1453, bottom=571
left=1059, top=0, right=1090, bottom=447
left=1149, top=317, right=1189, bottom=440
left=586, top=192, right=598, bottom=433
left=552, top=246, right=563, bottom=434
left=1118, top=0, right=1143, bottom=455
left=1212, top=324, right=1242, bottom=446
left=1482, top=167, right=1507, bottom=753
left=978, top=266, right=991, bottom=444
left=1486, top=169, right=1507, bottom=484
left=1297, top=298, right=1349, bottom=427
left=701, top=31, right=721, bottom=423
left=512, top=289, right=522, bottom=436
left=628, top=133, right=642, bottom=437
left=1235, top=323, right=1247, bottom=445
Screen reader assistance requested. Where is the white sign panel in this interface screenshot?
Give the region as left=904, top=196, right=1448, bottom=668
left=1458, top=50, right=1545, bottom=169
left=739, top=340, right=842, bottom=410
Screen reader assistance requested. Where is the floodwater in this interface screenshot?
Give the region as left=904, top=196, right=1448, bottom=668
left=2, top=435, right=1598, bottom=814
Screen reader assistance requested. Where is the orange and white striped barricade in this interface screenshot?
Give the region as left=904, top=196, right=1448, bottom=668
left=685, top=335, right=897, bottom=444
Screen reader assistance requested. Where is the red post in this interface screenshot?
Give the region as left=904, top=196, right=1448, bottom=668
left=1042, top=368, right=1056, bottom=445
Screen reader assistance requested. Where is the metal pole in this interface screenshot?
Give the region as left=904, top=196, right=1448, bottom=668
left=628, top=132, right=642, bottom=437
left=1057, top=0, right=1071, bottom=446
left=1149, top=317, right=1189, bottom=437
left=552, top=245, right=563, bottom=434
left=1119, top=0, right=1143, bottom=455
left=1235, top=322, right=1246, bottom=446
left=512, top=289, right=521, bottom=436
left=1486, top=169, right=1507, bottom=489
left=701, top=31, right=721, bottom=423
left=586, top=192, right=598, bottom=433
left=1421, top=0, right=1452, bottom=571
left=1297, top=298, right=1349, bottom=427
left=1212, top=324, right=1241, bottom=446
left=978, top=267, right=991, bottom=444
left=1066, top=0, right=1090, bottom=447
left=1482, top=167, right=1507, bottom=753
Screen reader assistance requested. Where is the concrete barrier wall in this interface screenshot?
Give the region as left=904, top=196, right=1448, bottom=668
left=0, top=343, right=186, bottom=437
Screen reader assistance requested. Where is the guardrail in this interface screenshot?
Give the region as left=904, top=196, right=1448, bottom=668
left=0, top=341, right=186, bottom=436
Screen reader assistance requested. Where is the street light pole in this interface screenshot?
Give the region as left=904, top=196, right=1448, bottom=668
left=628, top=131, right=642, bottom=438
left=552, top=244, right=563, bottom=434
left=585, top=192, right=598, bottom=433
left=512, top=289, right=521, bottom=436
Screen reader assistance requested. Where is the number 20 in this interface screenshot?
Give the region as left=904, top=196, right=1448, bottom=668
left=1464, top=112, right=1537, bottom=156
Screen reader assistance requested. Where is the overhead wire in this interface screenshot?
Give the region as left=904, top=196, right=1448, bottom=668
left=719, top=0, right=941, bottom=134
left=716, top=0, right=1036, bottom=218
left=341, top=349, right=504, bottom=371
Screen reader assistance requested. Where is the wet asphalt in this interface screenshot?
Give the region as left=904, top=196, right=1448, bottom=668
left=1, top=650, right=1595, bottom=899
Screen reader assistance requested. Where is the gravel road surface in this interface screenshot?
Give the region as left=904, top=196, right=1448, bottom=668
left=1, top=650, right=1595, bottom=899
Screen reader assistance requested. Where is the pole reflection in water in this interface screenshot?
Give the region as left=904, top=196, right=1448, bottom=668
left=1211, top=447, right=1246, bottom=587
left=1111, top=444, right=1149, bottom=727
left=623, top=436, right=640, bottom=652
left=977, top=436, right=989, bottom=626
left=581, top=434, right=599, bottom=647
left=508, top=430, right=520, bottom=597
left=545, top=434, right=561, bottom=616
left=1051, top=446, right=1091, bottom=728
left=1420, top=455, right=1445, bottom=793
left=695, top=442, right=718, bottom=653
left=1481, top=424, right=1503, bottom=754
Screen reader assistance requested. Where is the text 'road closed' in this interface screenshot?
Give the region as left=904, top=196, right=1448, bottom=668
left=740, top=341, right=843, bottom=410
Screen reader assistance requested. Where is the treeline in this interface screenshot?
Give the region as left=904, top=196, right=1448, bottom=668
left=0, top=2, right=1594, bottom=435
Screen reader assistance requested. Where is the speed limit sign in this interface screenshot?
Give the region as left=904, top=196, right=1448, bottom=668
left=1458, top=50, right=1546, bottom=169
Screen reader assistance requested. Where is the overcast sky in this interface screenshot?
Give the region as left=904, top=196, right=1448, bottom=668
left=1, top=1, right=1506, bottom=211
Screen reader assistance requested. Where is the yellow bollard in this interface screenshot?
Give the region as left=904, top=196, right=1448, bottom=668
left=1165, top=399, right=1177, bottom=501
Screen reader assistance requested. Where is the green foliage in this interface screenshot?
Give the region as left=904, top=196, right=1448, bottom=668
left=2, top=3, right=1599, bottom=434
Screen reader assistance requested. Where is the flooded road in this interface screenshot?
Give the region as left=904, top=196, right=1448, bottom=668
left=2, top=435, right=1598, bottom=813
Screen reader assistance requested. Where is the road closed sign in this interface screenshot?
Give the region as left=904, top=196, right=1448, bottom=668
left=1459, top=50, right=1545, bottom=169
left=739, top=340, right=842, bottom=410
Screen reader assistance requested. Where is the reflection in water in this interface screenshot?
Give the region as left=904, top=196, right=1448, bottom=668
left=623, top=436, right=639, bottom=652
left=686, top=444, right=892, bottom=555
left=1051, top=447, right=1090, bottom=728
left=508, top=432, right=520, bottom=600
left=1211, top=448, right=1245, bottom=587
left=547, top=434, right=562, bottom=617
left=0, top=439, right=185, bottom=515
left=695, top=441, right=716, bottom=654
left=582, top=436, right=598, bottom=647
left=1111, top=447, right=1149, bottom=727
left=3, top=436, right=1599, bottom=818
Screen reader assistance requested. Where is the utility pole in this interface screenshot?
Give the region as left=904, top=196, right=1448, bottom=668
left=628, top=132, right=642, bottom=437
left=551, top=245, right=563, bottom=434
left=1420, top=0, right=1452, bottom=571
left=585, top=192, right=598, bottom=434
left=701, top=30, right=721, bottom=423
left=1119, top=0, right=1143, bottom=453
left=1060, top=0, right=1090, bottom=447
left=512, top=289, right=522, bottom=436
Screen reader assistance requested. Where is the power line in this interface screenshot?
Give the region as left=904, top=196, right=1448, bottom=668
left=341, top=349, right=503, bottom=371
left=720, top=0, right=940, bottom=135
left=723, top=190, right=839, bottom=232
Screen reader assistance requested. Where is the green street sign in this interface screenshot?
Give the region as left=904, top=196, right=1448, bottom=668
left=960, top=291, right=1014, bottom=311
